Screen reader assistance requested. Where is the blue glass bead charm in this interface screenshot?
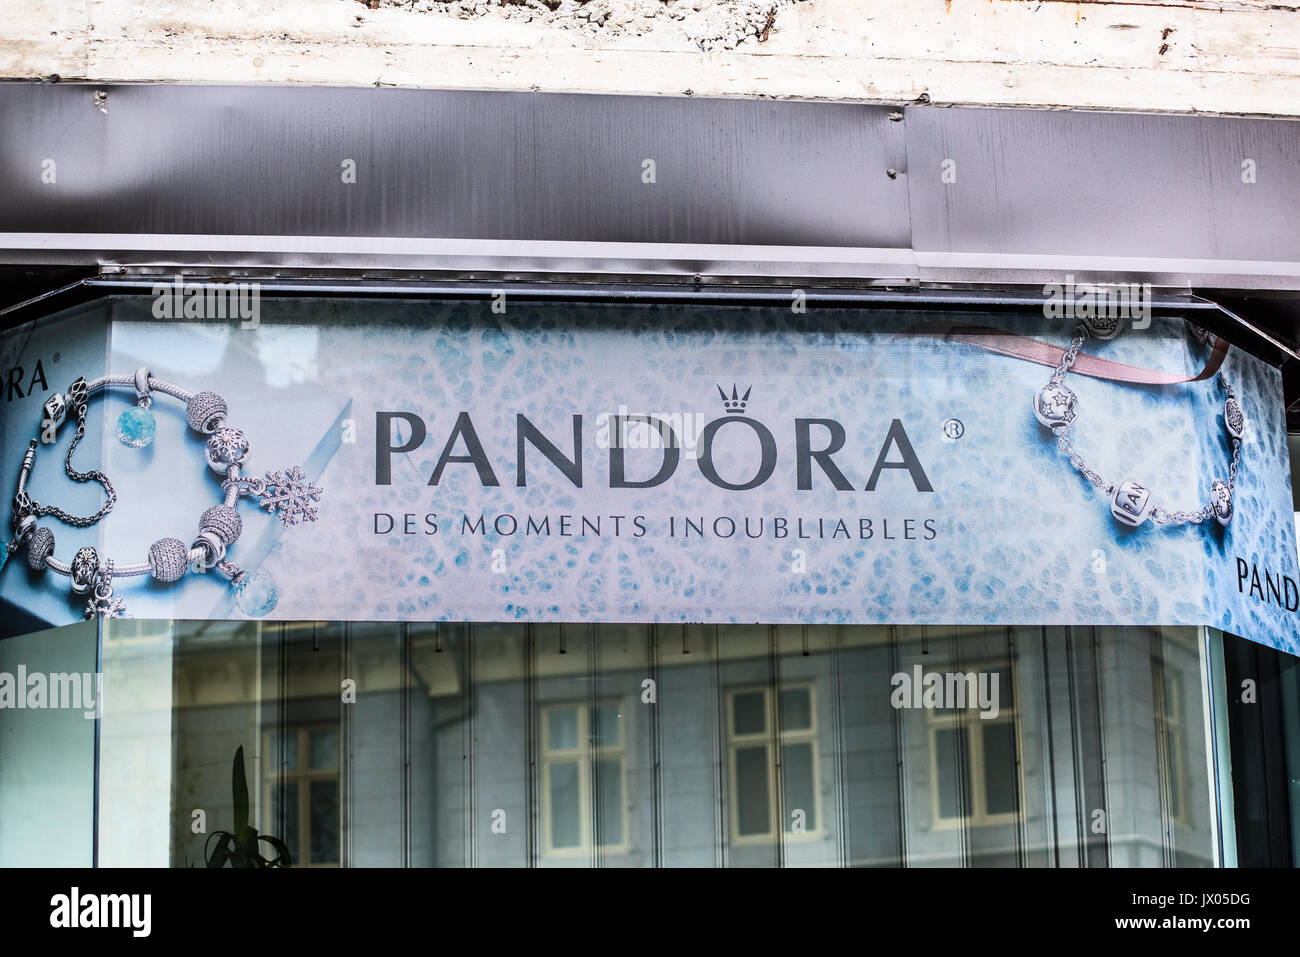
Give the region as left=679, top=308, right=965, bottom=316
left=235, top=571, right=279, bottom=618
left=116, top=406, right=157, bottom=448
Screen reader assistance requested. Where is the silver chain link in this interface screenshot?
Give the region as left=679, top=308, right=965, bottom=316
left=1051, top=330, right=1088, bottom=383
left=7, top=364, right=318, bottom=620
left=1044, top=323, right=1241, bottom=527
left=28, top=403, right=118, bottom=528
left=1054, top=431, right=1113, bottom=495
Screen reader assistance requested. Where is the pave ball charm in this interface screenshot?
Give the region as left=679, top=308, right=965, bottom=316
left=26, top=527, right=54, bottom=571
left=200, top=505, right=242, bottom=546
left=70, top=546, right=99, bottom=595
left=205, top=428, right=250, bottom=473
left=1210, top=479, right=1233, bottom=527
left=1111, top=478, right=1154, bottom=527
left=1224, top=395, right=1245, bottom=440
left=186, top=391, right=228, bottom=434
left=148, top=538, right=191, bottom=583
left=1034, top=383, right=1078, bottom=429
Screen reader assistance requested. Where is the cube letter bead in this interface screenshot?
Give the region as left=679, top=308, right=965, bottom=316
left=1111, top=479, right=1153, bottom=527
left=41, top=393, right=68, bottom=431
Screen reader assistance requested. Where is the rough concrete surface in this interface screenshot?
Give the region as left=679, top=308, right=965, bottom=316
left=380, top=0, right=800, bottom=51
left=1, top=0, right=1298, bottom=115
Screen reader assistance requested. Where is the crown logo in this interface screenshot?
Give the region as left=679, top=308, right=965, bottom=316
left=717, top=384, right=752, bottom=415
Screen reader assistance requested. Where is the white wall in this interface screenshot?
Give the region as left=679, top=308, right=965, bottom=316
left=98, top=620, right=175, bottom=868
left=0, top=621, right=97, bottom=867
left=3, top=0, right=1298, bottom=117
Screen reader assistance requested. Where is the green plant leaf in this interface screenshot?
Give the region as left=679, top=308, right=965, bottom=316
left=259, top=833, right=293, bottom=868
left=205, top=831, right=234, bottom=868
left=232, top=745, right=249, bottom=836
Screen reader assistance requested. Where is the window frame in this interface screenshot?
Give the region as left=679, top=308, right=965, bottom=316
left=926, top=663, right=1025, bottom=830
left=725, top=684, right=822, bottom=846
left=261, top=724, right=342, bottom=868
left=1155, top=664, right=1190, bottom=827
left=539, top=699, right=630, bottom=858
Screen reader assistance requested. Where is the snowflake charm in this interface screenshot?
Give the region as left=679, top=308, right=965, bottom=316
left=84, top=593, right=127, bottom=620
left=259, top=466, right=323, bottom=527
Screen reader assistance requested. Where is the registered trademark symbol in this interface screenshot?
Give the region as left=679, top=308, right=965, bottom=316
left=942, top=418, right=965, bottom=440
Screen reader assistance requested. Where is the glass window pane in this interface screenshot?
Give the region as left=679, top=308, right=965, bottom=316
left=982, top=721, right=1019, bottom=816
left=733, top=691, right=765, bottom=736
left=309, top=728, right=338, bottom=770
left=271, top=780, right=299, bottom=862
left=549, top=762, right=581, bottom=849
left=270, top=731, right=299, bottom=772
left=778, top=688, right=812, bottom=731
left=735, top=745, right=771, bottom=836
left=309, top=780, right=340, bottom=864
left=993, top=667, right=1013, bottom=711
left=934, top=727, right=971, bottom=820
left=548, top=708, right=579, bottom=752
left=594, top=758, right=624, bottom=847
left=0, top=621, right=97, bottom=867
left=781, top=742, right=816, bottom=832
left=1166, top=744, right=1183, bottom=820
left=77, top=613, right=1221, bottom=869
left=592, top=703, right=621, bottom=749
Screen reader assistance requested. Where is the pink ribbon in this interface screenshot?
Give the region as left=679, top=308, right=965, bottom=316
left=907, top=322, right=1229, bottom=385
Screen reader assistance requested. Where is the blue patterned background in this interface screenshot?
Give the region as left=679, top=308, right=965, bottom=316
left=3, top=298, right=1296, bottom=653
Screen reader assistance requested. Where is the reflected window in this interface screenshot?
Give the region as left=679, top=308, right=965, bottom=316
left=77, top=616, right=1219, bottom=868
left=263, top=725, right=340, bottom=866
left=1156, top=668, right=1188, bottom=824
left=541, top=702, right=627, bottom=856
left=727, top=685, right=819, bottom=842
left=928, top=665, right=1021, bottom=828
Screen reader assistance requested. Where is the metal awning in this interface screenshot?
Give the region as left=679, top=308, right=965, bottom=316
left=1, top=83, right=1297, bottom=421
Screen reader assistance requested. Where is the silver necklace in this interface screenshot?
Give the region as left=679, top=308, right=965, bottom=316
left=1033, top=322, right=1244, bottom=529
left=4, top=367, right=323, bottom=619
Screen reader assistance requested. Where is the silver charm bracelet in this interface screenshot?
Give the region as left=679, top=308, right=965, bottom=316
left=1033, top=322, right=1244, bottom=529
left=3, top=367, right=323, bottom=619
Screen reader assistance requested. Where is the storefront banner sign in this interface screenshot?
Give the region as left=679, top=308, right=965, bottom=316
left=2, top=300, right=1297, bottom=653
left=0, top=308, right=109, bottom=630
